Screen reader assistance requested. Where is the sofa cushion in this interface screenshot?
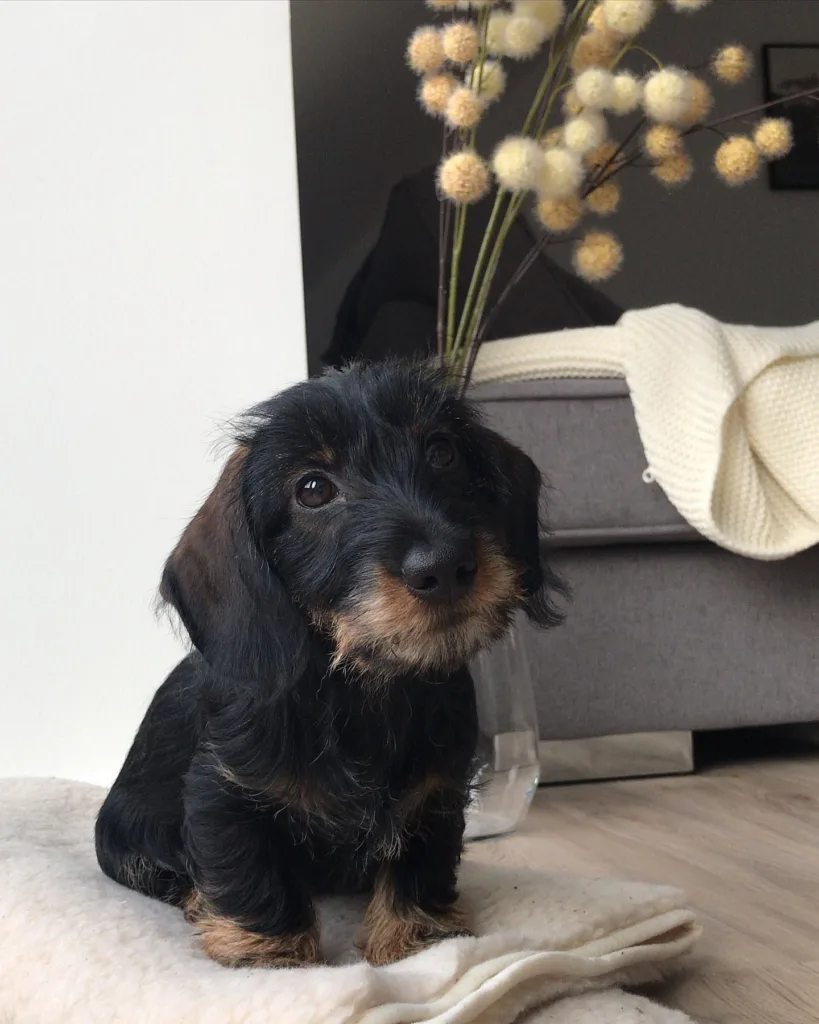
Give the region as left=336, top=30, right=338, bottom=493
left=502, top=541, right=819, bottom=738
left=475, top=379, right=698, bottom=546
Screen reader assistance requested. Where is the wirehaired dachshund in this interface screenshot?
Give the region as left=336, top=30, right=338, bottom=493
left=95, top=362, right=562, bottom=968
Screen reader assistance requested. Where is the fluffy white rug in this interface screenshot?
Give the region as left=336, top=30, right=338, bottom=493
left=0, top=779, right=701, bottom=1023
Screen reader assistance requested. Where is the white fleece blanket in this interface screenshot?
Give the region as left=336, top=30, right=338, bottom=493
left=0, top=778, right=701, bottom=1024
left=473, top=304, right=819, bottom=560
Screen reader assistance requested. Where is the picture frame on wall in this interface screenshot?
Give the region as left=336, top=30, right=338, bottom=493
left=762, top=43, right=819, bottom=190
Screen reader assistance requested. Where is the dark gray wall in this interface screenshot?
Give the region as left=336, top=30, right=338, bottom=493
left=292, top=0, right=819, bottom=370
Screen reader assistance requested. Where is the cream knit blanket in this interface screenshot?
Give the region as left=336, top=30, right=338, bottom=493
left=473, top=304, right=819, bottom=560
left=0, top=778, right=700, bottom=1024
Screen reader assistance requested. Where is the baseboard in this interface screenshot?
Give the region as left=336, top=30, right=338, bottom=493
left=538, top=731, right=694, bottom=785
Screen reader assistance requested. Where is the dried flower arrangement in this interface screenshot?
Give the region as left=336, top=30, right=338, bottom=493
left=407, top=0, right=819, bottom=390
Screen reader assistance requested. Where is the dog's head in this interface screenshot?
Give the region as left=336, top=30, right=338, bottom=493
left=161, top=363, right=563, bottom=686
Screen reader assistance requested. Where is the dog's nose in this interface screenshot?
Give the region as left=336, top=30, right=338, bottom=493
left=401, top=541, right=477, bottom=604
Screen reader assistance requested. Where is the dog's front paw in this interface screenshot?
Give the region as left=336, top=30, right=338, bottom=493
left=185, top=892, right=321, bottom=968
left=363, top=901, right=470, bottom=966
left=201, top=918, right=322, bottom=969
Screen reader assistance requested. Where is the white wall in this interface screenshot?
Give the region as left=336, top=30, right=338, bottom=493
left=0, top=1, right=306, bottom=784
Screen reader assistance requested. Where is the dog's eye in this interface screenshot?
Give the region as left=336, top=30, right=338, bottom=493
left=296, top=475, right=337, bottom=509
left=426, top=437, right=457, bottom=470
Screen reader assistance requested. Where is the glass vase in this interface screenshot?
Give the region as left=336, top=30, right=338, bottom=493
left=465, top=618, right=541, bottom=840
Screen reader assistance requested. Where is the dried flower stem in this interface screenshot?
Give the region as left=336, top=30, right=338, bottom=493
left=455, top=2, right=596, bottom=381
left=611, top=42, right=634, bottom=71
left=586, top=116, right=646, bottom=193
left=628, top=45, right=663, bottom=71
left=532, top=1, right=595, bottom=137
left=451, top=187, right=508, bottom=360
left=535, top=49, right=577, bottom=138
left=476, top=233, right=580, bottom=350
left=566, top=0, right=595, bottom=32
left=446, top=203, right=466, bottom=354
left=593, top=83, right=818, bottom=193
left=684, top=83, right=819, bottom=136
left=591, top=84, right=819, bottom=195
left=457, top=189, right=521, bottom=392
left=445, top=5, right=492, bottom=357
left=437, top=124, right=453, bottom=361
left=459, top=5, right=594, bottom=376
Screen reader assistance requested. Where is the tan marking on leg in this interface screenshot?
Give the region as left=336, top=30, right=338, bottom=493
left=397, top=774, right=450, bottom=821
left=361, top=869, right=469, bottom=967
left=185, top=891, right=321, bottom=968
left=213, top=758, right=342, bottom=826
left=182, top=888, right=207, bottom=924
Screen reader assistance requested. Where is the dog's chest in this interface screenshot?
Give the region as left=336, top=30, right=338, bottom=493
left=288, top=762, right=416, bottom=891
left=285, top=698, right=434, bottom=868
left=273, top=673, right=476, bottom=889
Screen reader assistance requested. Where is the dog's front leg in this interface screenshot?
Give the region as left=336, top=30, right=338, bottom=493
left=362, top=789, right=471, bottom=966
left=182, top=753, right=320, bottom=968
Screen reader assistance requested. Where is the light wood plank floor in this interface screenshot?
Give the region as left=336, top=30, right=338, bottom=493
left=467, top=754, right=819, bottom=1024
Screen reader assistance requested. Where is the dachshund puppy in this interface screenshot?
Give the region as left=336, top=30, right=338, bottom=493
left=95, top=362, right=562, bottom=969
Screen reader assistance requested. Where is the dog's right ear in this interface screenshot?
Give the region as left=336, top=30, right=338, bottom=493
left=160, top=447, right=308, bottom=685
left=476, top=426, right=568, bottom=629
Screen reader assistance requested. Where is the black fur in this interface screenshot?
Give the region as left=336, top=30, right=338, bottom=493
left=95, top=362, right=563, bottom=966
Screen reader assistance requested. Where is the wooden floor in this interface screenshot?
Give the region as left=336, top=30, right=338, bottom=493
left=468, top=750, right=819, bottom=1024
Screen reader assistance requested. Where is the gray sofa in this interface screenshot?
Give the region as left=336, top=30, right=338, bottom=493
left=476, top=378, right=819, bottom=742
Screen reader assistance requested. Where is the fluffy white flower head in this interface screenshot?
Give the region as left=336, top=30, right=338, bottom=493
left=538, top=147, right=584, bottom=198
left=445, top=86, right=485, bottom=129
left=586, top=180, right=620, bottom=215
left=572, top=31, right=617, bottom=73
left=653, top=151, right=693, bottom=187
left=754, top=118, right=793, bottom=160
left=575, top=68, right=615, bottom=109
left=438, top=151, right=490, bottom=203
left=564, top=111, right=608, bottom=155
left=473, top=60, right=507, bottom=103
left=492, top=136, right=544, bottom=191
left=670, top=0, right=711, bottom=10
left=442, top=21, right=480, bottom=65
left=419, top=73, right=457, bottom=117
left=407, top=27, right=445, bottom=75
left=609, top=71, right=643, bottom=115
left=712, top=44, right=753, bottom=85
left=536, top=195, right=583, bottom=233
left=714, top=135, right=760, bottom=186
left=504, top=14, right=549, bottom=58
left=573, top=231, right=623, bottom=282
left=643, top=67, right=693, bottom=124
left=513, top=0, right=565, bottom=36
left=681, top=77, right=714, bottom=125
left=601, top=0, right=655, bottom=38
left=486, top=12, right=512, bottom=55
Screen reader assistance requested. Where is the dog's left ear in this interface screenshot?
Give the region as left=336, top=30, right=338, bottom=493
left=159, top=446, right=310, bottom=687
left=481, top=427, right=566, bottom=628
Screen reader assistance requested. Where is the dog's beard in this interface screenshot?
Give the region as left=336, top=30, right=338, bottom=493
left=324, top=535, right=521, bottom=683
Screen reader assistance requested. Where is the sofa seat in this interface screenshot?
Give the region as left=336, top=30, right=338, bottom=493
left=475, top=379, right=819, bottom=741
